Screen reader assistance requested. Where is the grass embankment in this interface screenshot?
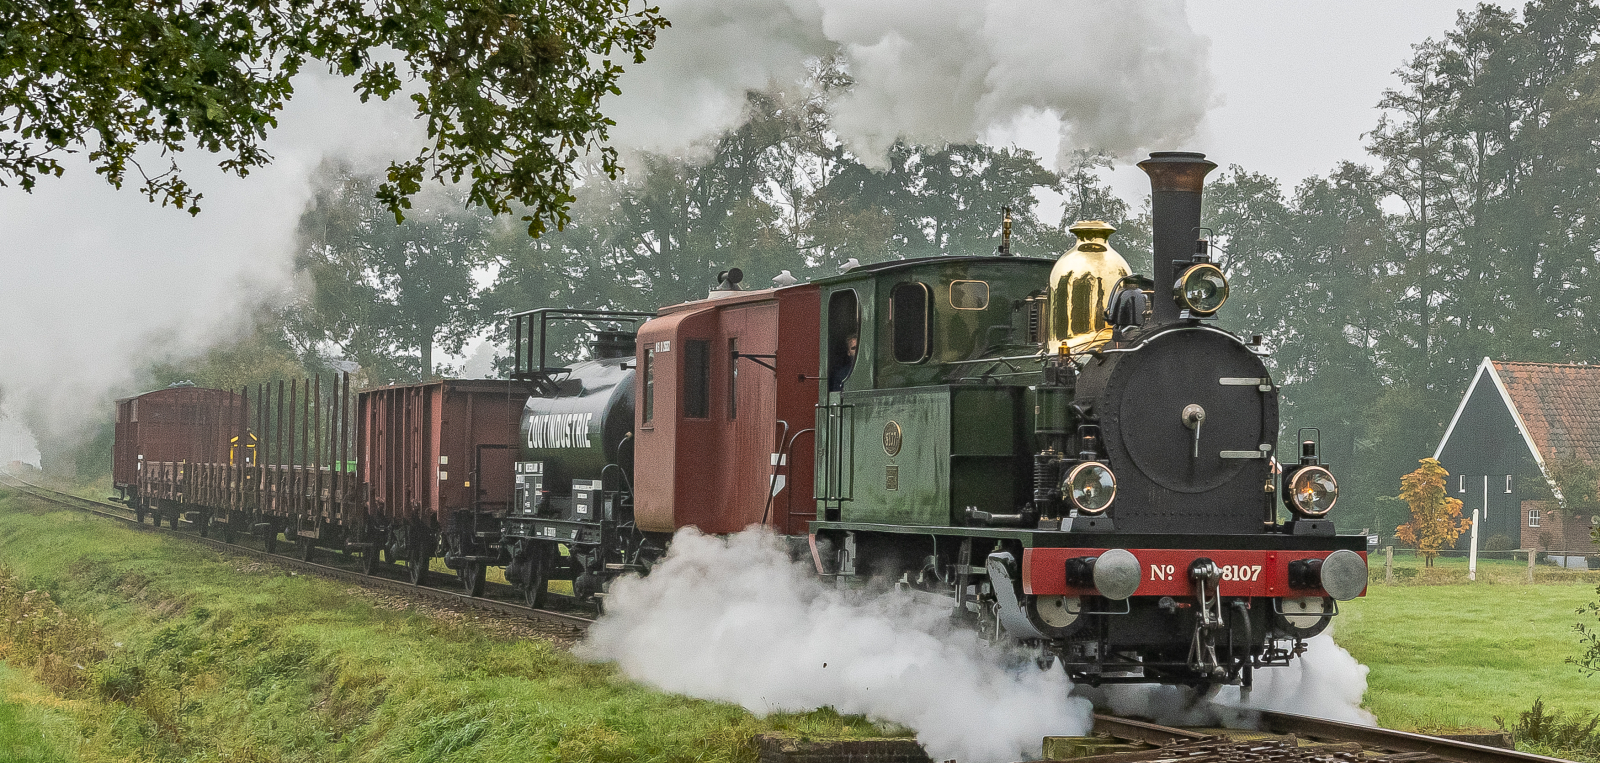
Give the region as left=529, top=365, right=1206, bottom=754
left=0, top=662, right=83, bottom=762
left=1338, top=552, right=1600, bottom=739
left=0, top=490, right=890, bottom=763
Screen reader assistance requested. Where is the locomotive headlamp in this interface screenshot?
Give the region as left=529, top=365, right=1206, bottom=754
left=1284, top=465, right=1338, bottom=517
left=1174, top=263, right=1228, bottom=316
left=1064, top=462, right=1116, bottom=514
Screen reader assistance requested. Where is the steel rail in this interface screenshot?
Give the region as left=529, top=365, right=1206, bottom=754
left=1256, top=710, right=1572, bottom=763
left=1088, top=710, right=1569, bottom=763
left=1092, top=714, right=1212, bottom=745
left=0, top=473, right=594, bottom=631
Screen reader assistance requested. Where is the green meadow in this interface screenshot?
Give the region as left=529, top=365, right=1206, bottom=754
left=1338, top=552, right=1600, bottom=737
left=0, top=491, right=891, bottom=763
left=2, top=486, right=1599, bottom=761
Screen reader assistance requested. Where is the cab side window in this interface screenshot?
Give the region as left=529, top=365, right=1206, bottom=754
left=890, top=282, right=931, bottom=363
left=827, top=290, right=860, bottom=391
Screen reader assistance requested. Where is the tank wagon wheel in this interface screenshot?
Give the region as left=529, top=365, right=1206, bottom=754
left=523, top=545, right=553, bottom=608
left=459, top=561, right=486, bottom=597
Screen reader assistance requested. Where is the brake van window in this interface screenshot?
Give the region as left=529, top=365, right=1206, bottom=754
left=642, top=348, right=655, bottom=423
left=684, top=340, right=710, bottom=418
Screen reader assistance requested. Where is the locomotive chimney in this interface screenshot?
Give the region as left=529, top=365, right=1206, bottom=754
left=1138, top=151, right=1216, bottom=325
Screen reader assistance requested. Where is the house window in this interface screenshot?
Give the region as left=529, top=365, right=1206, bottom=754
left=1505, top=475, right=1513, bottom=493
left=1459, top=475, right=1466, bottom=493
left=684, top=340, right=710, bottom=418
left=1528, top=509, right=1540, bottom=528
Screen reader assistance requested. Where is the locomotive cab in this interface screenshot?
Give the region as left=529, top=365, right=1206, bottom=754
left=812, top=257, right=1054, bottom=528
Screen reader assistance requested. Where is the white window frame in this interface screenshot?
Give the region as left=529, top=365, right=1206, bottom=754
left=1459, top=474, right=1466, bottom=493
left=1528, top=509, right=1540, bottom=528
left=1505, top=475, right=1513, bottom=493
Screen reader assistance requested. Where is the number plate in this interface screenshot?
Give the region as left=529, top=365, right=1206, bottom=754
left=1022, top=547, right=1366, bottom=598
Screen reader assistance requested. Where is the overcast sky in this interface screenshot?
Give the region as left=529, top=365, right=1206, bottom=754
left=0, top=1, right=1481, bottom=457
left=1106, top=1, right=1474, bottom=199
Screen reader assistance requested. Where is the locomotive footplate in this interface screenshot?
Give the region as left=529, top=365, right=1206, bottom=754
left=807, top=521, right=1368, bottom=551
left=502, top=516, right=606, bottom=546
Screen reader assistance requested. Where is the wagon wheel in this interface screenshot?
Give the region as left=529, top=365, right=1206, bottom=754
left=198, top=513, right=210, bottom=538
left=263, top=528, right=279, bottom=554
left=459, top=561, right=486, bottom=597
left=298, top=535, right=315, bottom=562
left=135, top=504, right=146, bottom=524
left=523, top=545, right=552, bottom=609
left=221, top=519, right=237, bottom=544
left=408, top=545, right=431, bottom=587
left=360, top=545, right=379, bottom=576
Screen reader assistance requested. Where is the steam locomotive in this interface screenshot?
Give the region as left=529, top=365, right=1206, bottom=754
left=114, top=151, right=1366, bottom=687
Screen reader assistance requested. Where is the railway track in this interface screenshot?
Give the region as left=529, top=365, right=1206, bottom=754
left=0, top=471, right=593, bottom=633
left=0, top=473, right=1574, bottom=763
left=1076, top=712, right=1575, bottom=763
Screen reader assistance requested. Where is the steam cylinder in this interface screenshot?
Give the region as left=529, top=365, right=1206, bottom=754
left=1048, top=220, right=1131, bottom=354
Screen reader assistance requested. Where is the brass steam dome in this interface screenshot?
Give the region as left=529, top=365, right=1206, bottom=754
left=1048, top=220, right=1131, bottom=354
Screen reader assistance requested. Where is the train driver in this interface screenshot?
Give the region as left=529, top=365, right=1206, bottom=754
left=829, top=334, right=858, bottom=391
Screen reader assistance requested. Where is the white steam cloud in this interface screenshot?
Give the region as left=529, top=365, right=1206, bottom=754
left=0, top=1, right=1213, bottom=459
left=580, top=528, right=1093, bottom=763
left=0, top=71, right=419, bottom=454
left=1090, top=631, right=1375, bottom=728
left=607, top=0, right=1215, bottom=165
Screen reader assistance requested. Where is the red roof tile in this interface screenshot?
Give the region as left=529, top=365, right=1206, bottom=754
left=1492, top=361, right=1600, bottom=464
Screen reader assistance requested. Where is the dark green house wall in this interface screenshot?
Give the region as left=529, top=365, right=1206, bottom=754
left=1435, top=366, right=1541, bottom=548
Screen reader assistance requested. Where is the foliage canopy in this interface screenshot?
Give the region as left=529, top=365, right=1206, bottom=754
left=1396, top=458, right=1471, bottom=566
left=0, top=0, right=665, bottom=234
